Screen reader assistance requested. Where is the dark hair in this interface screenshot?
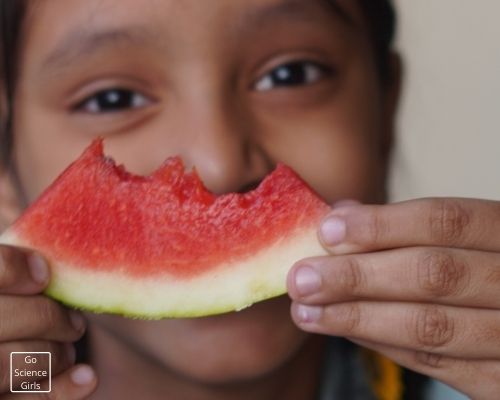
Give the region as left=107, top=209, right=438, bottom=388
left=359, top=0, right=397, bottom=82
left=0, top=0, right=397, bottom=168
left=0, top=0, right=26, bottom=167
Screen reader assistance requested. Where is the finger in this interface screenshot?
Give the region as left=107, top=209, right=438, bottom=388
left=0, top=295, right=86, bottom=342
left=291, top=301, right=500, bottom=359
left=0, top=246, right=49, bottom=295
left=332, top=199, right=362, bottom=208
left=288, top=247, right=500, bottom=308
left=1, top=364, right=97, bottom=400
left=318, top=198, right=500, bottom=254
left=349, top=338, right=499, bottom=400
left=0, top=340, right=76, bottom=393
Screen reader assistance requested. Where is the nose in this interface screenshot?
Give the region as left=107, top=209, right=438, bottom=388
left=176, top=98, right=274, bottom=195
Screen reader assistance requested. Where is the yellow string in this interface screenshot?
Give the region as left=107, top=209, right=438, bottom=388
left=361, top=348, right=403, bottom=400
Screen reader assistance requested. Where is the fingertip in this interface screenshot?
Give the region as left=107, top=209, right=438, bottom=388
left=69, top=364, right=99, bottom=398
left=287, top=261, right=304, bottom=299
left=319, top=215, right=346, bottom=247
left=290, top=301, right=323, bottom=329
left=27, top=252, right=50, bottom=286
left=286, top=264, right=296, bottom=293
left=0, top=246, right=50, bottom=294
left=69, top=310, right=87, bottom=333
left=70, top=364, right=96, bottom=387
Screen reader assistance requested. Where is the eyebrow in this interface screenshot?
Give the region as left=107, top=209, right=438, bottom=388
left=41, top=26, right=160, bottom=74
left=40, top=0, right=354, bottom=75
left=245, top=0, right=355, bottom=28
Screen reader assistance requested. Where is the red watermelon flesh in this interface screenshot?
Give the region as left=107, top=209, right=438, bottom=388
left=0, top=139, right=330, bottom=318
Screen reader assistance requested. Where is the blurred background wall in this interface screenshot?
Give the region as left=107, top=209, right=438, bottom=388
left=389, top=0, right=500, bottom=201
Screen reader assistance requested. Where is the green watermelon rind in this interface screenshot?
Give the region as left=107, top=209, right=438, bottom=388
left=0, top=225, right=327, bottom=319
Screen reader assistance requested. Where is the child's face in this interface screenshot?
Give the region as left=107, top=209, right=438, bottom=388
left=10, top=0, right=396, bottom=383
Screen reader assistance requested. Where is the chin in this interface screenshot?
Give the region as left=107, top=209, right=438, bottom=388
left=91, top=295, right=311, bottom=384
left=169, top=296, right=311, bottom=384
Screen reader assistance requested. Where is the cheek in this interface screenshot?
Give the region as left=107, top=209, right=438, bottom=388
left=12, top=97, right=95, bottom=202
left=257, top=108, right=384, bottom=204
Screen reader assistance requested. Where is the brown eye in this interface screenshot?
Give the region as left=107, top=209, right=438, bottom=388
left=254, top=61, right=331, bottom=91
left=75, top=88, right=152, bottom=113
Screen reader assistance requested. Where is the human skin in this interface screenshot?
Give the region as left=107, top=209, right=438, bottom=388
left=289, top=198, right=500, bottom=400
left=0, top=0, right=399, bottom=399
left=5, top=4, right=500, bottom=399
left=10, top=1, right=500, bottom=400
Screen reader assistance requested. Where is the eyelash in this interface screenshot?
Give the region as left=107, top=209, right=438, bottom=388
left=253, top=60, right=333, bottom=91
left=74, top=88, right=153, bottom=114
left=72, top=60, right=332, bottom=114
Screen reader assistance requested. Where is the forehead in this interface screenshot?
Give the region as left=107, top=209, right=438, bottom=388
left=20, top=0, right=367, bottom=79
left=26, top=0, right=361, bottom=17
left=24, top=0, right=364, bottom=38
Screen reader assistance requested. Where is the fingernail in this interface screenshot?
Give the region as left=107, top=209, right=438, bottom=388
left=69, top=311, right=86, bottom=332
left=71, top=365, right=95, bottom=386
left=295, top=266, right=321, bottom=296
left=28, top=254, right=49, bottom=284
left=320, top=216, right=346, bottom=246
left=296, top=304, right=322, bottom=323
left=66, top=343, right=76, bottom=364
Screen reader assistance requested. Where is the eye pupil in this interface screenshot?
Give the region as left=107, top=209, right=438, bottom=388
left=254, top=61, right=329, bottom=91
left=96, top=89, right=134, bottom=111
left=271, top=63, right=307, bottom=87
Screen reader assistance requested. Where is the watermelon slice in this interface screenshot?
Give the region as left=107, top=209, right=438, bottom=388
left=0, top=139, right=330, bottom=318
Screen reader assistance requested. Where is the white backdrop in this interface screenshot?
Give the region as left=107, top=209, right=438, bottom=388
left=390, top=0, right=500, bottom=201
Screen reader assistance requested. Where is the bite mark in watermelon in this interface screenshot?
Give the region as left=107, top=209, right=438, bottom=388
left=0, top=139, right=331, bottom=318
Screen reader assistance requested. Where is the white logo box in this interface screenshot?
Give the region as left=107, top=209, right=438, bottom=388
left=10, top=352, right=51, bottom=393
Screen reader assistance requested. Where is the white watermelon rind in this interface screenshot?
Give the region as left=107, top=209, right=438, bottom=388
left=0, top=226, right=326, bottom=319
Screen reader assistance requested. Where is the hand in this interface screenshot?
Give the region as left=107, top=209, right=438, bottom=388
left=0, top=245, right=97, bottom=399
left=288, top=198, right=500, bottom=399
